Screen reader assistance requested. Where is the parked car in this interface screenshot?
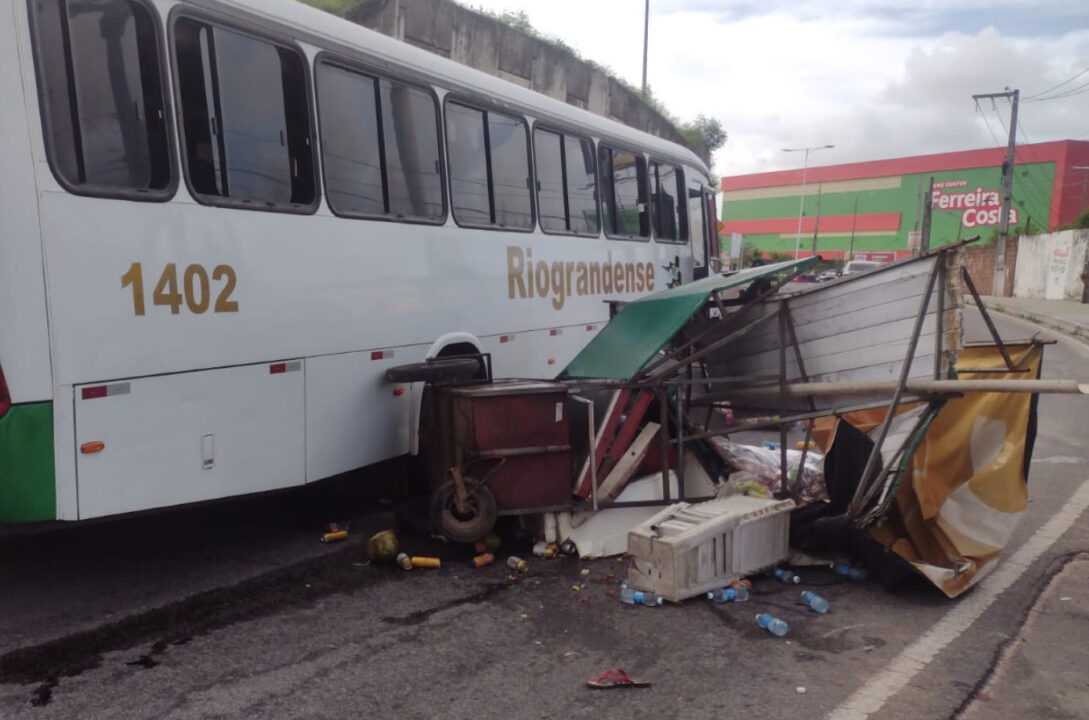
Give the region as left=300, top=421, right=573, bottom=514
left=817, top=270, right=839, bottom=282
left=841, top=260, right=884, bottom=276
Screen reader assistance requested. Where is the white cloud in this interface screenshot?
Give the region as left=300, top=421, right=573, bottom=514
left=463, top=1, right=1089, bottom=177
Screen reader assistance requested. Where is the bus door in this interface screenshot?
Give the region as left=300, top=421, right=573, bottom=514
left=688, top=182, right=717, bottom=279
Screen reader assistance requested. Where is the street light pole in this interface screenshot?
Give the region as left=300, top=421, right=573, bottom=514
left=783, top=144, right=834, bottom=258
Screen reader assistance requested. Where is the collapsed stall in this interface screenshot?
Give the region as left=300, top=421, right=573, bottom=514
left=393, top=243, right=1087, bottom=597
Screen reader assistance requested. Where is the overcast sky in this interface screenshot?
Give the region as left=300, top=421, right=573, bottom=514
left=463, top=0, right=1089, bottom=179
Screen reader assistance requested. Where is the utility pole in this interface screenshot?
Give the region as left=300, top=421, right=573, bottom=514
left=641, top=0, right=649, bottom=94
left=972, top=88, right=1018, bottom=296
left=783, top=144, right=834, bottom=258
left=920, top=177, right=934, bottom=254
left=811, top=183, right=823, bottom=257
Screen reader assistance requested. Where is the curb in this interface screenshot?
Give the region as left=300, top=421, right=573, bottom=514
left=965, top=297, right=1089, bottom=343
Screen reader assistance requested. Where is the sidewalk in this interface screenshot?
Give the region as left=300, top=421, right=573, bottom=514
left=972, top=295, right=1089, bottom=343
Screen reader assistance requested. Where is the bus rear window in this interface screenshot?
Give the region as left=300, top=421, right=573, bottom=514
left=31, top=0, right=172, bottom=195
left=174, top=18, right=315, bottom=210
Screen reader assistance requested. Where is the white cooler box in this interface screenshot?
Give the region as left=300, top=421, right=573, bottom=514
left=627, top=495, right=795, bottom=602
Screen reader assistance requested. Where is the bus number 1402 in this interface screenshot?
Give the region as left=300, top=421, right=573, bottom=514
left=121, top=263, right=239, bottom=316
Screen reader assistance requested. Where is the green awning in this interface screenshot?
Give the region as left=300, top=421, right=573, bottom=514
left=560, top=258, right=817, bottom=380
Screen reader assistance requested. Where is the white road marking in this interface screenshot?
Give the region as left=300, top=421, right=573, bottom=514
left=826, top=477, right=1089, bottom=720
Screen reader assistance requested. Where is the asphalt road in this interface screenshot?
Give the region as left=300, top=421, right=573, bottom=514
left=1, top=309, right=1086, bottom=720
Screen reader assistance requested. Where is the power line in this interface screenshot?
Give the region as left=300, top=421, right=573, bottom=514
left=1024, top=77, right=1089, bottom=102
left=975, top=100, right=1003, bottom=146
left=1025, top=65, right=1089, bottom=100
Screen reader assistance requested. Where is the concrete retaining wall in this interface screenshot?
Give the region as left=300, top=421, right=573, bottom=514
left=344, top=0, right=705, bottom=160
left=1013, top=230, right=1089, bottom=301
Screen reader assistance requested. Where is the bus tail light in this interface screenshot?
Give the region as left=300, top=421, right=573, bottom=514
left=0, top=363, right=9, bottom=418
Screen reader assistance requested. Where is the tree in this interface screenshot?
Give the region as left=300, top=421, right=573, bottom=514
left=679, top=114, right=727, bottom=154
left=1059, top=208, right=1089, bottom=230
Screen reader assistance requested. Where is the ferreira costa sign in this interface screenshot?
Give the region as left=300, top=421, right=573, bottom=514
left=931, top=181, right=1020, bottom=229
left=506, top=246, right=655, bottom=310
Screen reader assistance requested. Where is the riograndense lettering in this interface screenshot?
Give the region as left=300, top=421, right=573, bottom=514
left=507, top=246, right=655, bottom=310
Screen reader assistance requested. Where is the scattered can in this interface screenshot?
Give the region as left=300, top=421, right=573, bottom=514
left=532, top=541, right=558, bottom=558
left=395, top=552, right=413, bottom=570
left=321, top=530, right=349, bottom=544
left=471, top=553, right=495, bottom=568
left=507, top=556, right=529, bottom=573
left=410, top=556, right=441, bottom=569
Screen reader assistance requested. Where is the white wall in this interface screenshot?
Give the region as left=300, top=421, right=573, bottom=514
left=1013, top=230, right=1088, bottom=301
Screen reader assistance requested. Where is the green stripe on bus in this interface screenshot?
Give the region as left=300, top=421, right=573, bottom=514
left=0, top=402, right=55, bottom=523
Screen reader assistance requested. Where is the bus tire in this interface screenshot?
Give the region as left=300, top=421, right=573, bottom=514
left=429, top=477, right=497, bottom=543
left=384, top=358, right=481, bottom=384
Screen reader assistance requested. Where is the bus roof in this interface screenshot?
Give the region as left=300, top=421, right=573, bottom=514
left=192, top=0, right=709, bottom=177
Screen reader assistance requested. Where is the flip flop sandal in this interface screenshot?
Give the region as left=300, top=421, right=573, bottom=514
left=586, top=668, right=651, bottom=689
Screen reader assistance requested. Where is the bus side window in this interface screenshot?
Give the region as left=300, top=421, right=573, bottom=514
left=446, top=101, right=532, bottom=230
left=379, top=79, right=444, bottom=221
left=174, top=18, right=316, bottom=209
left=650, top=161, right=685, bottom=242
left=565, top=136, right=599, bottom=235
left=534, top=128, right=599, bottom=236
left=316, top=63, right=383, bottom=216
left=599, top=146, right=649, bottom=239
left=31, top=0, right=172, bottom=196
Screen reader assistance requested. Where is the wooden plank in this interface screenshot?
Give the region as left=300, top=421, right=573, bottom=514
left=597, top=422, right=660, bottom=502
left=571, top=422, right=661, bottom=529
left=596, top=390, right=655, bottom=480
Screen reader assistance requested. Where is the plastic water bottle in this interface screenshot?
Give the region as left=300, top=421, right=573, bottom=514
left=830, top=562, right=867, bottom=581
left=770, top=567, right=801, bottom=584
left=707, top=585, right=750, bottom=603
left=755, top=613, right=789, bottom=637
left=801, top=590, right=829, bottom=614
left=619, top=585, right=663, bottom=606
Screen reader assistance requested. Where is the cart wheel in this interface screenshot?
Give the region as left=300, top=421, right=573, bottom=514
left=429, top=478, right=497, bottom=543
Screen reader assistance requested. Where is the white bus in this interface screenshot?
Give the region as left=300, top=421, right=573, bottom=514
left=0, top=0, right=717, bottom=524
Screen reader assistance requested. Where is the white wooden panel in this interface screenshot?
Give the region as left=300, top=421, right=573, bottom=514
left=75, top=362, right=305, bottom=518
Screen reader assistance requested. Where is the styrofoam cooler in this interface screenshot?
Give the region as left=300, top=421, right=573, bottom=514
left=626, top=495, right=795, bottom=602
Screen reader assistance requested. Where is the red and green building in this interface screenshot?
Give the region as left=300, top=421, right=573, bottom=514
left=719, top=140, right=1089, bottom=261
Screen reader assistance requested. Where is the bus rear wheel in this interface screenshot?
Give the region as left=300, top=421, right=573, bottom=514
left=428, top=477, right=497, bottom=543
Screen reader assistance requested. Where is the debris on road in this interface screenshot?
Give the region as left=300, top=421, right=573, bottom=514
left=756, top=613, right=790, bottom=637
left=626, top=495, right=793, bottom=602
left=801, top=591, right=830, bottom=613
left=707, top=586, right=749, bottom=603
left=769, top=567, right=801, bottom=584
left=586, top=668, right=651, bottom=689
left=366, top=529, right=398, bottom=561
left=320, top=529, right=348, bottom=544
left=506, top=556, right=528, bottom=573
left=410, top=556, right=441, bottom=569
left=471, top=553, right=494, bottom=568
left=395, top=552, right=413, bottom=570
